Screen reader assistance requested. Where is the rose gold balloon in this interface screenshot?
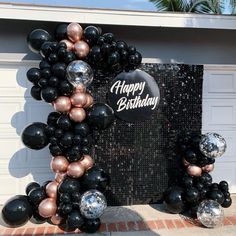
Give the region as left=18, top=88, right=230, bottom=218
left=55, top=172, right=66, bottom=183
left=67, top=162, right=85, bottom=178
left=70, top=92, right=87, bottom=108
left=74, top=40, right=90, bottom=58
left=46, top=181, right=58, bottom=199
left=75, top=84, right=86, bottom=93
left=38, top=198, right=57, bottom=218
left=80, top=155, right=94, bottom=170
left=67, top=22, right=83, bottom=42
left=53, top=96, right=71, bottom=113
left=60, top=39, right=74, bottom=51
left=202, top=164, right=214, bottom=173
left=69, top=107, right=86, bottom=122
left=50, top=213, right=62, bottom=225
left=183, top=158, right=190, bottom=167
left=187, top=165, right=202, bottom=177
left=84, top=94, right=94, bottom=108
left=50, top=156, right=69, bottom=173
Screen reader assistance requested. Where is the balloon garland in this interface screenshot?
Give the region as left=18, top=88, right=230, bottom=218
left=1, top=22, right=142, bottom=233
left=163, top=132, right=232, bottom=228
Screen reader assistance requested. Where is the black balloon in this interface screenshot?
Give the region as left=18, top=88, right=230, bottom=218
left=184, top=150, right=197, bottom=164
left=57, top=115, right=72, bottom=130
left=79, top=218, right=101, bottom=234
left=41, top=87, right=58, bottom=103
left=184, top=187, right=199, bottom=203
left=207, top=189, right=225, bottom=204
left=2, top=195, right=32, bottom=227
left=21, top=122, right=48, bottom=150
left=28, top=187, right=46, bottom=206
left=55, top=24, right=68, bottom=41
left=59, top=132, right=74, bottom=148
left=62, top=203, right=73, bottom=215
left=219, top=181, right=229, bottom=192
left=39, top=60, right=51, bottom=69
left=83, top=26, right=100, bottom=45
left=66, top=210, right=84, bottom=230
left=31, top=210, right=47, bottom=224
left=60, top=193, right=71, bottom=203
left=163, top=187, right=184, bottom=214
left=49, top=144, right=63, bottom=156
left=81, top=167, right=110, bottom=192
left=181, top=176, right=193, bottom=188
left=27, top=68, right=41, bottom=84
left=87, top=103, right=114, bottom=130
left=51, top=63, right=66, bottom=79
left=66, top=146, right=82, bottom=162
left=26, top=182, right=40, bottom=195
left=31, top=86, right=42, bottom=100
left=40, top=42, right=54, bottom=58
left=38, top=78, right=48, bottom=88
left=74, top=122, right=90, bottom=137
left=27, top=29, right=52, bottom=53
left=221, top=197, right=232, bottom=208
left=47, top=112, right=60, bottom=125
left=48, top=76, right=59, bottom=87
left=58, top=177, right=80, bottom=194
left=59, top=80, right=74, bottom=96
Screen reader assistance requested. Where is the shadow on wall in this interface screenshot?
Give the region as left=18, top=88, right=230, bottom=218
left=8, top=64, right=54, bottom=184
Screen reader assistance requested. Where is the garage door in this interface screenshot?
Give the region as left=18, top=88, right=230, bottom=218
left=202, top=65, right=236, bottom=193
left=0, top=60, right=54, bottom=204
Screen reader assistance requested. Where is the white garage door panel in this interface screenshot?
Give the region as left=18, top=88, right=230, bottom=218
left=203, top=65, right=236, bottom=193
left=0, top=61, right=54, bottom=204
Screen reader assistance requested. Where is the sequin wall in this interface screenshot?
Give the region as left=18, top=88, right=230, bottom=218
left=90, top=64, right=203, bottom=206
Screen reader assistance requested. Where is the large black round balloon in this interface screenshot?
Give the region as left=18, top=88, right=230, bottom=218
left=207, top=189, right=225, bottom=204
left=87, top=103, right=114, bottom=130
left=41, top=86, right=58, bottom=103
left=66, top=210, right=84, bottom=230
left=184, top=187, right=199, bottom=203
left=21, top=122, right=49, bottom=150
left=28, top=187, right=46, bottom=206
left=83, top=26, right=100, bottom=45
left=79, top=218, right=101, bottom=234
left=108, top=70, right=160, bottom=122
left=25, top=182, right=40, bottom=195
left=55, top=24, right=68, bottom=41
left=81, top=167, right=110, bottom=192
left=58, top=177, right=80, bottom=194
left=27, top=68, right=41, bottom=84
left=27, top=29, right=52, bottom=53
left=2, top=195, right=33, bottom=227
left=30, top=86, right=42, bottom=101
left=163, top=187, right=184, bottom=214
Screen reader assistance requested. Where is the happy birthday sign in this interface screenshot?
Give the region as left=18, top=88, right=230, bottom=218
left=108, top=69, right=160, bottom=122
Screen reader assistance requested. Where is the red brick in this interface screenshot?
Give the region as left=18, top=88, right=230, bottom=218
left=155, top=220, right=165, bottom=229
left=137, top=221, right=147, bottom=231
left=165, top=219, right=175, bottom=229
left=223, top=218, right=232, bottom=226
left=227, top=216, right=236, bottom=225
left=117, top=222, right=128, bottom=232
left=54, top=227, right=65, bottom=235
left=3, top=228, right=16, bottom=236
left=13, top=228, right=25, bottom=236
left=127, top=221, right=138, bottom=231
left=183, top=220, right=194, bottom=228
left=174, top=219, right=185, bottom=228
left=99, top=223, right=107, bottom=232
left=35, top=226, right=46, bottom=235
left=107, top=223, right=117, bottom=232
left=23, top=227, right=36, bottom=236
left=45, top=226, right=56, bottom=235
left=146, top=220, right=157, bottom=230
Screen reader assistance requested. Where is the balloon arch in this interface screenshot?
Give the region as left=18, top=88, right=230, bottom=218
left=1, top=22, right=232, bottom=232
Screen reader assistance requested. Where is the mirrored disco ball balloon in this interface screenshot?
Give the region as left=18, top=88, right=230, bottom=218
left=66, top=60, right=93, bottom=88
left=79, top=190, right=107, bottom=219
left=197, top=200, right=224, bottom=228
left=199, top=133, right=226, bottom=158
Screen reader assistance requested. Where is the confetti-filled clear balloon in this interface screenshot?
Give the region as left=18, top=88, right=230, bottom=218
left=199, top=133, right=226, bottom=158
left=79, top=190, right=107, bottom=219
left=66, top=60, right=93, bottom=88
left=197, top=200, right=224, bottom=228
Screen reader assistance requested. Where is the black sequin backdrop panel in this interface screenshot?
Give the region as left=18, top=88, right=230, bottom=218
left=90, top=64, right=203, bottom=206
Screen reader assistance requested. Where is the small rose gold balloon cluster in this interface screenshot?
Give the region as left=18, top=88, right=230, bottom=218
left=52, top=84, right=93, bottom=122
left=183, top=158, right=214, bottom=177
left=60, top=22, right=90, bottom=59
left=37, top=154, right=94, bottom=224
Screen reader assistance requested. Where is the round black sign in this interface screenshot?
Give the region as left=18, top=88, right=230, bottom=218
left=108, top=69, right=160, bottom=122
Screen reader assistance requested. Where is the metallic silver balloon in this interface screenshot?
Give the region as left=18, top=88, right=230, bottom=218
left=79, top=190, right=107, bottom=219
left=197, top=200, right=224, bottom=228
left=66, top=60, right=93, bottom=88
left=199, top=133, right=226, bottom=158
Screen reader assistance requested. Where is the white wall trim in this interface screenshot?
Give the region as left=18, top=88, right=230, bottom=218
left=1, top=3, right=236, bottom=29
